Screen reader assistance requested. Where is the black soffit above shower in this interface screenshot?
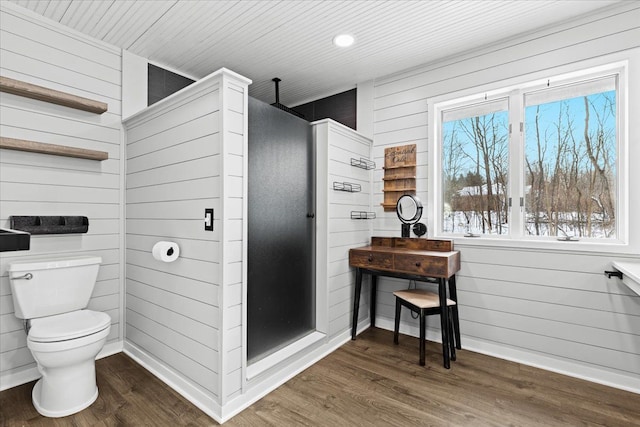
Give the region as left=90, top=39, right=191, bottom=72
left=270, top=78, right=306, bottom=119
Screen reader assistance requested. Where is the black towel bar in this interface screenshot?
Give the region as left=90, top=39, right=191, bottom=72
left=604, top=270, right=623, bottom=279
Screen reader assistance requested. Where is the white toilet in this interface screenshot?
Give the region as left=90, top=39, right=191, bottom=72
left=8, top=256, right=111, bottom=418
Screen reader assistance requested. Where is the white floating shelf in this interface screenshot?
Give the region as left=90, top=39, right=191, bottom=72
left=611, top=260, right=640, bottom=297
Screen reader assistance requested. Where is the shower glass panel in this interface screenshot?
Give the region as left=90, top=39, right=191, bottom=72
left=247, top=97, right=316, bottom=363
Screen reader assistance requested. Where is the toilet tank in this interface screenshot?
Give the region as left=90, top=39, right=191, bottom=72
left=8, top=256, right=102, bottom=319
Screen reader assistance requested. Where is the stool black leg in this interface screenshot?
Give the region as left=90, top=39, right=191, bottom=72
left=448, top=275, right=461, bottom=350
left=419, top=308, right=426, bottom=366
left=449, top=307, right=456, bottom=362
left=394, top=298, right=401, bottom=345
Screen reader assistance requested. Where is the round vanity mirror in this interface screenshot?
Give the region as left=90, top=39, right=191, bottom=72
left=396, top=195, right=425, bottom=238
left=396, top=195, right=423, bottom=224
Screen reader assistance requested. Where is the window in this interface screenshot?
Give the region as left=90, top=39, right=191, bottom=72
left=524, top=77, right=617, bottom=239
left=433, top=64, right=626, bottom=243
left=442, top=98, right=510, bottom=236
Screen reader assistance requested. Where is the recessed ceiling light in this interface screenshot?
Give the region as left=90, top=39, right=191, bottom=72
left=333, top=34, right=355, bottom=48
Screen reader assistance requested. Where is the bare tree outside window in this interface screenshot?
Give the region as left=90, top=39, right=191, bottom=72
left=441, top=74, right=619, bottom=240
left=442, top=110, right=509, bottom=235
left=436, top=69, right=620, bottom=242
left=524, top=89, right=616, bottom=239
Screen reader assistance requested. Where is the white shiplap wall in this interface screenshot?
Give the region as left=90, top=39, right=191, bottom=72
left=0, top=3, right=123, bottom=390
left=314, top=120, right=374, bottom=337
left=370, top=4, right=640, bottom=392
left=123, top=69, right=251, bottom=420
left=222, top=120, right=374, bottom=422
left=219, top=75, right=250, bottom=405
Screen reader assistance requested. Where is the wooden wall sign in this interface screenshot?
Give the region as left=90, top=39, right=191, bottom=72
left=382, top=144, right=417, bottom=211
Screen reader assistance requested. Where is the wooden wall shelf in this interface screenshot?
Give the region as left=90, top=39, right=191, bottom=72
left=0, top=137, right=108, bottom=161
left=382, top=144, right=417, bottom=211
left=0, top=76, right=108, bottom=114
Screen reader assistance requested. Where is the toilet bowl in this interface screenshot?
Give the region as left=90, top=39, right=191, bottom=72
left=28, top=310, right=111, bottom=417
left=8, top=256, right=110, bottom=418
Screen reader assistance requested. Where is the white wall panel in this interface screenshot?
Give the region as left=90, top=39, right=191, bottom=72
left=125, top=323, right=218, bottom=397
left=125, top=82, right=221, bottom=397
left=218, top=75, right=250, bottom=404
left=126, top=219, right=209, bottom=241
left=124, top=69, right=251, bottom=410
left=371, top=6, right=640, bottom=391
left=0, top=6, right=121, bottom=71
left=126, top=136, right=220, bottom=174
left=0, top=149, right=120, bottom=174
left=0, top=51, right=120, bottom=102
left=314, top=119, right=373, bottom=340
left=127, top=156, right=218, bottom=189
left=0, top=3, right=123, bottom=389
left=126, top=199, right=220, bottom=220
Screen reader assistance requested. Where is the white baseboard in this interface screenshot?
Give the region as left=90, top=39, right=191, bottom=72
left=375, top=317, right=640, bottom=395
left=220, top=329, right=353, bottom=423
left=123, top=329, right=354, bottom=424
left=461, top=336, right=640, bottom=395
left=6, top=317, right=635, bottom=425
left=0, top=366, right=39, bottom=392
left=123, top=342, right=223, bottom=423
left=98, top=340, right=123, bottom=359
left=0, top=340, right=124, bottom=392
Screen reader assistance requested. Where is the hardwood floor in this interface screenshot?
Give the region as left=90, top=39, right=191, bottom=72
left=2, top=328, right=639, bottom=426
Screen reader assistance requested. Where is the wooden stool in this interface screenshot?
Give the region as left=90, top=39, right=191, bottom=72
left=393, top=289, right=457, bottom=368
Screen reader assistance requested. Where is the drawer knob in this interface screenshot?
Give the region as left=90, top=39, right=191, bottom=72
left=368, top=256, right=373, bottom=262
left=415, top=262, right=421, bottom=267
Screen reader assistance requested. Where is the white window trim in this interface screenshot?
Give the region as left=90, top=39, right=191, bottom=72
left=428, top=59, right=629, bottom=253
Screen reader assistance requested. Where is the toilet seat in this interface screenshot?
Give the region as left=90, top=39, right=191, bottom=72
left=29, top=310, right=111, bottom=343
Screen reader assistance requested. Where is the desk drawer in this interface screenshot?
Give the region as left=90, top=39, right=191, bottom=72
left=394, top=254, right=448, bottom=277
left=350, top=250, right=393, bottom=270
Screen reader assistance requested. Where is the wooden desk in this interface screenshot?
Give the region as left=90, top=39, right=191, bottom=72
left=349, top=237, right=461, bottom=367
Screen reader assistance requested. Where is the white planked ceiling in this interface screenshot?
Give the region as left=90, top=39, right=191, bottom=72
left=7, top=0, right=624, bottom=106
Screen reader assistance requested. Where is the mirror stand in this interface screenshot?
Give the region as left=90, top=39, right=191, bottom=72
left=401, top=223, right=411, bottom=238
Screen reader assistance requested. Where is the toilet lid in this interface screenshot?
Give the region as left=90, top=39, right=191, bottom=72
left=28, top=310, right=111, bottom=343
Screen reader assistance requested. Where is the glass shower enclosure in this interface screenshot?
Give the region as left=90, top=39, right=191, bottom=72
left=247, top=97, right=316, bottom=363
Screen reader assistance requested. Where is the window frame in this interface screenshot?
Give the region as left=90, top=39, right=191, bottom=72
left=428, top=60, right=628, bottom=249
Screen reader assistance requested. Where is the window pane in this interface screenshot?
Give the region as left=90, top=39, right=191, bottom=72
left=442, top=103, right=509, bottom=235
left=524, top=79, right=617, bottom=239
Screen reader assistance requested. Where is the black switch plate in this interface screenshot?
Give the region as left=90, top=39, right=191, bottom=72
left=205, top=208, right=214, bottom=231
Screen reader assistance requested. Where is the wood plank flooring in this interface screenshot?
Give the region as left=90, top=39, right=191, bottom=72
left=1, top=328, right=639, bottom=426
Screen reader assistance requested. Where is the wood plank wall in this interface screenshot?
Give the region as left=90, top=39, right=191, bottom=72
left=318, top=120, right=374, bottom=336
left=124, top=80, right=223, bottom=402
left=0, top=3, right=123, bottom=389
left=124, top=70, right=250, bottom=415
left=370, top=4, right=640, bottom=391
left=219, top=77, right=249, bottom=404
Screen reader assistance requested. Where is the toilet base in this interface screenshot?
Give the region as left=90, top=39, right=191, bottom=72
left=32, top=377, right=99, bottom=418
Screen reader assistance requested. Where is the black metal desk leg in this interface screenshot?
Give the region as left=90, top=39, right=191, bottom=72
left=439, top=278, right=451, bottom=369
left=351, top=268, right=363, bottom=340
left=448, top=275, right=461, bottom=350
left=393, top=298, right=401, bottom=344
left=370, top=274, right=378, bottom=328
